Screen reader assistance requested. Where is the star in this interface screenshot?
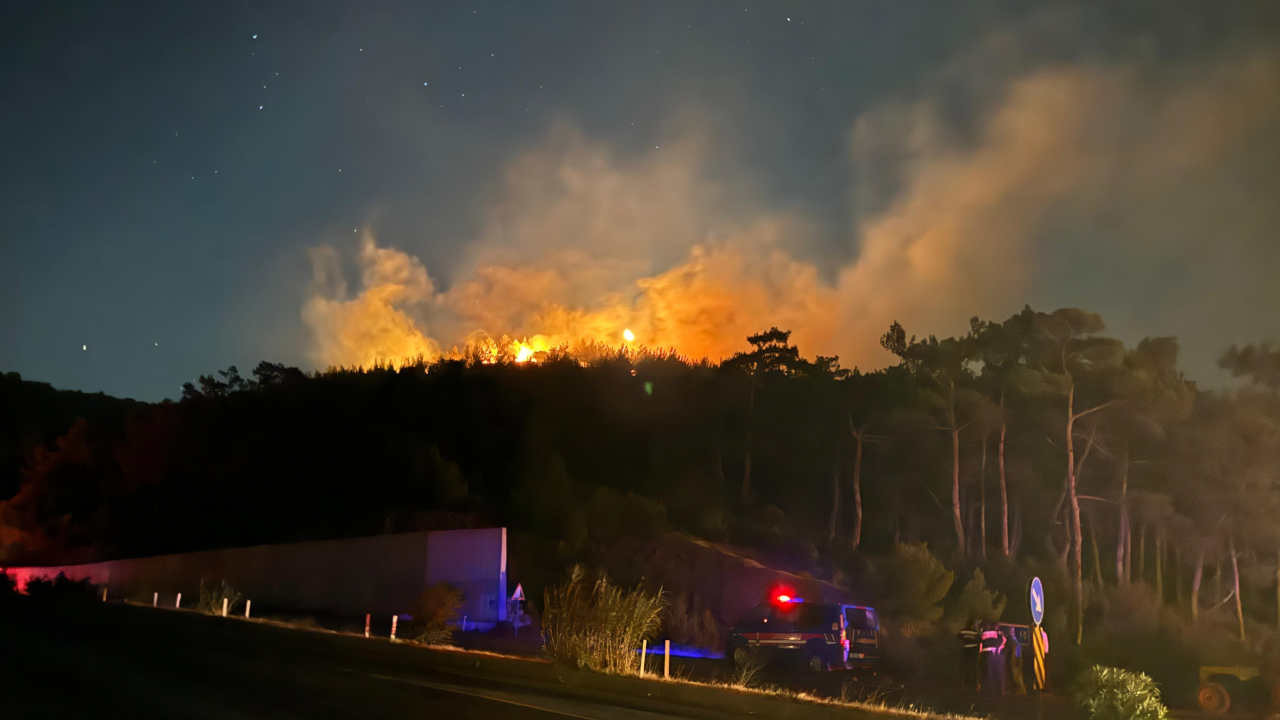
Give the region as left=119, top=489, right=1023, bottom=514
left=786, top=17, right=792, bottom=22
left=82, top=344, right=87, bottom=351
left=423, top=81, right=430, bottom=86
left=153, top=341, right=159, bottom=347
left=460, top=92, right=466, bottom=97
left=337, top=168, right=343, bottom=173
left=353, top=227, right=358, bottom=233
left=251, top=33, right=258, bottom=40
left=257, top=105, right=264, bottom=111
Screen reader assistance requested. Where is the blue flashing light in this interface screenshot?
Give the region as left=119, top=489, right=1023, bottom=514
left=637, top=643, right=724, bottom=660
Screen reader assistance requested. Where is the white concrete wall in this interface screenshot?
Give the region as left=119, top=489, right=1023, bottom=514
left=2, top=528, right=507, bottom=626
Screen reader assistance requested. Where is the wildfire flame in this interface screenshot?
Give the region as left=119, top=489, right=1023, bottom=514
left=305, top=52, right=1280, bottom=376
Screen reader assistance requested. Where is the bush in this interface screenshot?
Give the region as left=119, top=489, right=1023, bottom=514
left=878, top=542, right=954, bottom=636
left=1072, top=665, right=1169, bottom=720
left=944, top=569, right=1006, bottom=633
left=542, top=564, right=664, bottom=673
left=586, top=486, right=668, bottom=547
left=25, top=573, right=96, bottom=605
left=664, top=591, right=723, bottom=651
left=416, top=583, right=463, bottom=644
left=197, top=578, right=243, bottom=616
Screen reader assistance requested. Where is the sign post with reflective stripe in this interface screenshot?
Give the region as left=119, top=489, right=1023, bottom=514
left=1029, top=577, right=1047, bottom=691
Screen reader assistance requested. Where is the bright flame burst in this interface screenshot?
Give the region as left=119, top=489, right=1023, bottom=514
left=623, top=328, right=636, bottom=343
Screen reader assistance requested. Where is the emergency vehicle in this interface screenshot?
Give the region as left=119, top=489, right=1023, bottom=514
left=726, top=588, right=880, bottom=672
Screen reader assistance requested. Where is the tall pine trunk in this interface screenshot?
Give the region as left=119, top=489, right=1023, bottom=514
left=999, top=410, right=1010, bottom=558
left=851, top=428, right=864, bottom=551
left=950, top=388, right=966, bottom=555
left=1115, top=443, right=1129, bottom=585
left=1155, top=531, right=1164, bottom=604
left=1191, top=544, right=1205, bottom=624
left=1214, top=554, right=1223, bottom=603
left=1175, top=547, right=1183, bottom=612
left=1066, top=385, right=1084, bottom=645
left=1229, top=535, right=1245, bottom=642
left=1138, top=525, right=1147, bottom=585
left=979, top=433, right=988, bottom=560
left=826, top=461, right=840, bottom=544
left=741, top=382, right=755, bottom=505
left=1088, top=514, right=1105, bottom=588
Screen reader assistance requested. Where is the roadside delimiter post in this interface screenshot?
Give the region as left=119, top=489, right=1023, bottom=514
left=664, top=640, right=670, bottom=679
left=640, top=639, right=647, bottom=674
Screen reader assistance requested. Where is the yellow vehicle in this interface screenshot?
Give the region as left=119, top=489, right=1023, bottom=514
left=1197, top=665, right=1279, bottom=716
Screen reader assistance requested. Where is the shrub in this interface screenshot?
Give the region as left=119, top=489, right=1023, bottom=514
left=1072, top=665, right=1169, bottom=720
left=0, top=571, right=15, bottom=598
left=542, top=564, right=664, bottom=673
left=944, top=569, right=1006, bottom=633
left=733, top=646, right=766, bottom=687
left=416, top=582, right=463, bottom=644
left=664, top=591, right=723, bottom=652
left=25, top=573, right=96, bottom=605
left=586, top=486, right=668, bottom=546
left=197, top=578, right=243, bottom=616
left=878, top=542, right=954, bottom=636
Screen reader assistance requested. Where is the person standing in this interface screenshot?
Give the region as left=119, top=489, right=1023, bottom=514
left=1006, top=626, right=1026, bottom=695
left=980, top=624, right=1007, bottom=696
left=957, top=623, right=982, bottom=690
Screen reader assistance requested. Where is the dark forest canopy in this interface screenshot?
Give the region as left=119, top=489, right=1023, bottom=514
left=2, top=306, right=1279, bottom=656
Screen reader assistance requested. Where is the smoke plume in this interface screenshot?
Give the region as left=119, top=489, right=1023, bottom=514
left=303, top=38, right=1280, bottom=373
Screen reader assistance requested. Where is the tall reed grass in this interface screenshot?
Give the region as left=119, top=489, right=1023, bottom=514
left=542, top=565, right=664, bottom=673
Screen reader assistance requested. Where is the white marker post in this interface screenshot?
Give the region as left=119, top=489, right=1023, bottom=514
left=175, top=592, right=182, bottom=609
left=221, top=597, right=228, bottom=617
left=244, top=600, right=251, bottom=619
left=102, top=587, right=108, bottom=602
left=364, top=613, right=371, bottom=638
left=152, top=592, right=158, bottom=607
left=640, top=639, right=647, bottom=675
left=664, top=640, right=670, bottom=679
left=390, top=615, right=398, bottom=641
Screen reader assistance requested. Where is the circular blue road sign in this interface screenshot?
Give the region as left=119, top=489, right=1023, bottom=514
left=1029, top=576, right=1045, bottom=626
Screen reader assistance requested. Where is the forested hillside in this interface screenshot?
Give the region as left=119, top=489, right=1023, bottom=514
left=3, top=306, right=1279, bottom=678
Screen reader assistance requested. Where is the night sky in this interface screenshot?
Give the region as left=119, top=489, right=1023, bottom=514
left=4, top=1, right=1279, bottom=401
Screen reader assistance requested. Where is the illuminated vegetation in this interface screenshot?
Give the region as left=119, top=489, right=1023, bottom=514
left=1, top=307, right=1278, bottom=704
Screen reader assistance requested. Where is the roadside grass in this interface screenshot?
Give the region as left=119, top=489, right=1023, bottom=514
left=119, top=597, right=981, bottom=720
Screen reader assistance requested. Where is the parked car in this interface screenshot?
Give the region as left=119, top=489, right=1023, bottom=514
left=726, top=590, right=880, bottom=672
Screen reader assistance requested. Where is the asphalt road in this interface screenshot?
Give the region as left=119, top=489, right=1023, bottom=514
left=0, top=600, right=715, bottom=720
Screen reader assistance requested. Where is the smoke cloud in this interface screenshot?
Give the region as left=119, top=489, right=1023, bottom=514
left=303, top=36, right=1280, bottom=374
